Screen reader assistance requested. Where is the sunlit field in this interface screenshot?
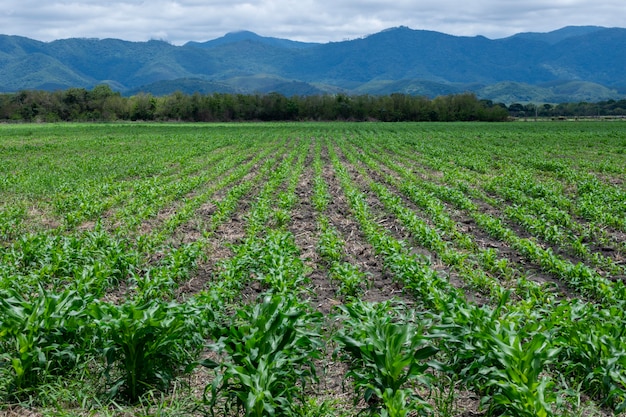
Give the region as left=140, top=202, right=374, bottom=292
left=1, top=121, right=625, bottom=416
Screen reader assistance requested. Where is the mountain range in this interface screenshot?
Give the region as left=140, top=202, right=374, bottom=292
left=1, top=25, right=626, bottom=103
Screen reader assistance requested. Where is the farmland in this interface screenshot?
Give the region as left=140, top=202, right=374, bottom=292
left=1, top=121, right=625, bottom=416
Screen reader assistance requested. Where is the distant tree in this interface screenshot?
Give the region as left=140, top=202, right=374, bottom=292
left=129, top=93, right=156, bottom=121
left=508, top=103, right=525, bottom=117
left=155, top=91, right=191, bottom=121
left=334, top=94, right=353, bottom=120
left=541, top=103, right=553, bottom=117
left=11, top=90, right=52, bottom=121
left=88, top=84, right=120, bottom=120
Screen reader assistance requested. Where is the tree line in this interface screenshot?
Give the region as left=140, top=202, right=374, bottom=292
left=0, top=86, right=508, bottom=122
left=1, top=85, right=625, bottom=123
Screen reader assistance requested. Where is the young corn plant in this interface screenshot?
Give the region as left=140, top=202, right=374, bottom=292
left=434, top=291, right=559, bottom=417
left=317, top=218, right=345, bottom=264
left=134, top=240, right=204, bottom=302
left=333, top=301, right=439, bottom=416
left=0, top=287, right=91, bottom=397
left=330, top=261, right=368, bottom=298
left=89, top=298, right=207, bottom=403
left=552, top=301, right=626, bottom=412
left=0, top=205, right=25, bottom=242
left=375, top=388, right=415, bottom=417
left=242, top=230, right=309, bottom=295
left=317, top=217, right=368, bottom=297
left=4, top=228, right=141, bottom=297
left=203, top=295, right=323, bottom=417
left=483, top=328, right=559, bottom=417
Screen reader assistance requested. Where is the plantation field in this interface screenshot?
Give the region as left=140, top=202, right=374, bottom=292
left=1, top=121, right=626, bottom=417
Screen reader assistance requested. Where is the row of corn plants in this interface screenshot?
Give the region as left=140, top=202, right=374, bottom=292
left=329, top=136, right=626, bottom=415
left=381, top=128, right=625, bottom=255
left=55, top=141, right=232, bottom=230
left=365, top=136, right=623, bottom=304
left=78, top=138, right=296, bottom=403
left=106, top=144, right=239, bottom=233
left=313, top=139, right=438, bottom=417
left=1, top=125, right=210, bottom=240
left=327, top=140, right=564, bottom=416
left=0, top=227, right=142, bottom=297
left=388, top=133, right=624, bottom=409
left=0, top=142, right=265, bottom=300
left=193, top=139, right=331, bottom=417
left=353, top=130, right=626, bottom=411
left=133, top=157, right=277, bottom=302
left=437, top=163, right=626, bottom=276
left=340, top=138, right=541, bottom=305
left=352, top=136, right=564, bottom=305
left=358, top=135, right=621, bottom=307
left=0, top=126, right=284, bottom=405
left=0, top=258, right=212, bottom=403
left=127, top=137, right=289, bottom=301
left=312, top=139, right=369, bottom=299
left=342, top=135, right=626, bottom=411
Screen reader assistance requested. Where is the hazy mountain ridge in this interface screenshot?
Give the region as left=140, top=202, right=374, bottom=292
left=505, top=25, right=609, bottom=44
left=1, top=26, right=625, bottom=103
left=185, top=30, right=318, bottom=49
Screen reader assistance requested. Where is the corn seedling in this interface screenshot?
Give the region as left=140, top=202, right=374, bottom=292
left=0, top=287, right=91, bottom=396
left=334, top=301, right=438, bottom=416
left=203, top=295, right=323, bottom=417
left=89, top=298, right=206, bottom=402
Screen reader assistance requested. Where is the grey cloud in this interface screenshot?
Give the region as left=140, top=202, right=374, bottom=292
left=0, top=0, right=624, bottom=44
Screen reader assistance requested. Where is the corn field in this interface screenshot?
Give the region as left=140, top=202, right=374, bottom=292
left=1, top=121, right=625, bottom=416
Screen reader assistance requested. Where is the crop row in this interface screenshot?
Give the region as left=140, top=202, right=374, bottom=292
left=356, top=136, right=623, bottom=304
left=331, top=140, right=626, bottom=415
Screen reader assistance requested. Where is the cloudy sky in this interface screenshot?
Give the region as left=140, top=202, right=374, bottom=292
left=1, top=0, right=623, bottom=44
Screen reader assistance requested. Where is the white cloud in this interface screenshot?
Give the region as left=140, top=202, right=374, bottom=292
left=0, top=0, right=624, bottom=44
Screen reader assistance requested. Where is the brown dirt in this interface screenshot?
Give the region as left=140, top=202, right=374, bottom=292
left=589, top=229, right=626, bottom=260
left=289, top=145, right=337, bottom=311
left=25, top=205, right=61, bottom=231
left=0, top=407, right=42, bottom=417
left=100, top=279, right=132, bottom=305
